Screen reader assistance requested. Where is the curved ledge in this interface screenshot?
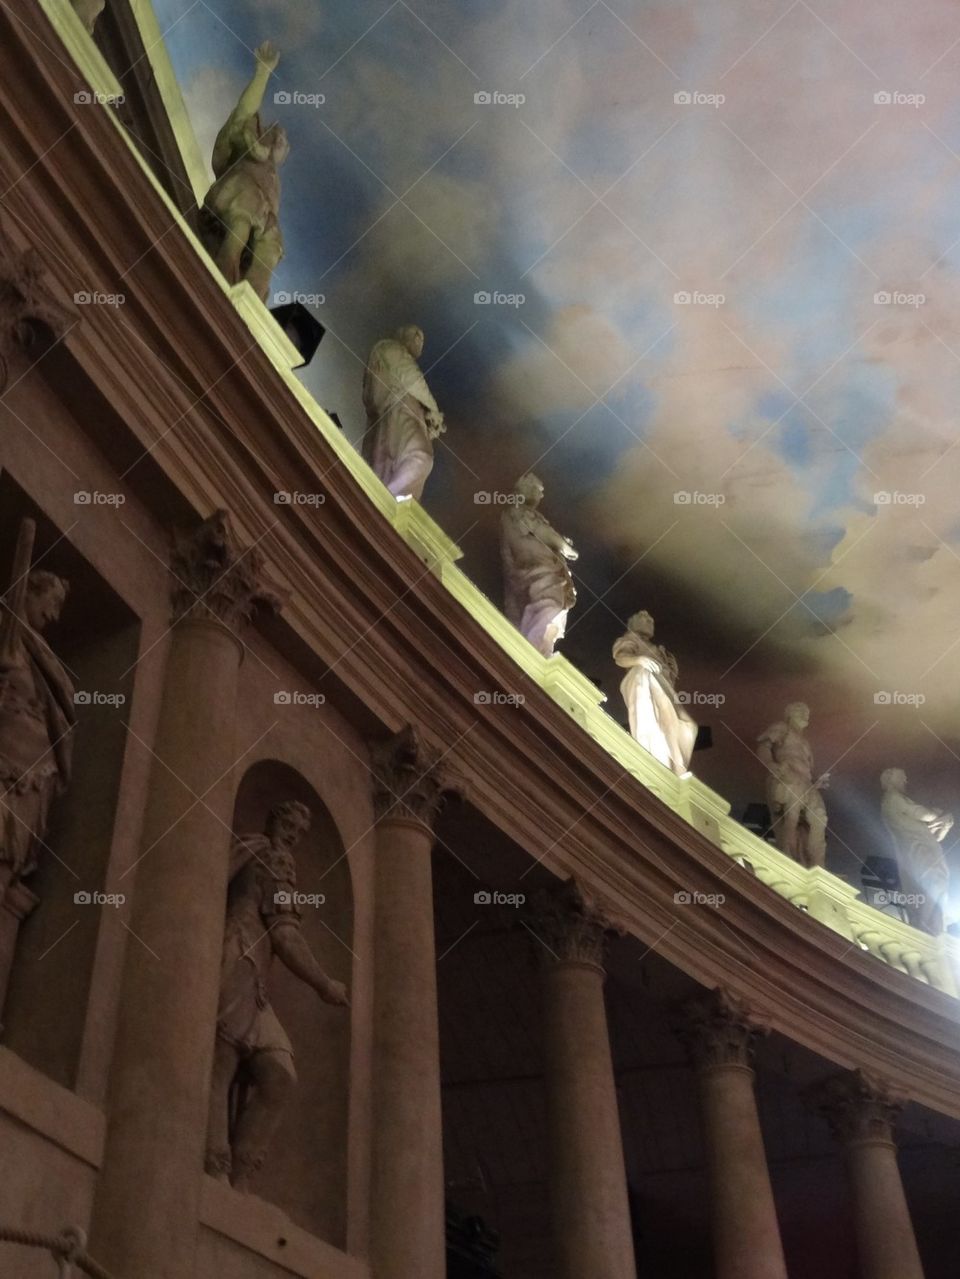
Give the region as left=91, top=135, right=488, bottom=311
left=5, top=3, right=960, bottom=1119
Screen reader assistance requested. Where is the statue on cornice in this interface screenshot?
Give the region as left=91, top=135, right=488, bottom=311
left=613, top=610, right=697, bottom=776
left=501, top=473, right=577, bottom=657
left=205, top=801, right=349, bottom=1191
left=200, top=41, right=287, bottom=302
left=880, top=768, right=953, bottom=935
left=0, top=520, right=75, bottom=906
left=72, top=0, right=105, bottom=36
left=362, top=326, right=445, bottom=502
left=756, top=702, right=828, bottom=868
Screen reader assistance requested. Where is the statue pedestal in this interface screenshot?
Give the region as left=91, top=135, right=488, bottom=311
left=0, top=879, right=39, bottom=1026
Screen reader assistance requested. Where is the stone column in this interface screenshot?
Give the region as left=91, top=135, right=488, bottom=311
left=810, top=1070, right=924, bottom=1279
left=673, top=988, right=788, bottom=1279
left=368, top=726, right=452, bottom=1279
left=89, top=512, right=282, bottom=1279
left=527, top=880, right=636, bottom=1279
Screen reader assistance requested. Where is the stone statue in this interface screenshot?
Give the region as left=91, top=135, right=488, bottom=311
left=0, top=520, right=75, bottom=905
left=756, top=702, right=828, bottom=868
left=205, top=801, right=349, bottom=1191
left=72, top=0, right=105, bottom=35
left=500, top=473, right=577, bottom=657
left=362, top=326, right=445, bottom=501
left=880, top=768, right=953, bottom=935
left=613, top=610, right=697, bottom=776
left=200, top=42, right=287, bottom=302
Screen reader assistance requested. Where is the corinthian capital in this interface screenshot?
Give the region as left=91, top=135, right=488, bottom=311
left=673, top=987, right=768, bottom=1070
left=807, top=1069, right=905, bottom=1146
left=369, top=725, right=458, bottom=827
left=0, top=222, right=75, bottom=390
left=170, top=510, right=285, bottom=629
left=525, top=878, right=622, bottom=971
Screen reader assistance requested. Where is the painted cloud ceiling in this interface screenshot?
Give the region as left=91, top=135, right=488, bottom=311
left=155, top=0, right=960, bottom=893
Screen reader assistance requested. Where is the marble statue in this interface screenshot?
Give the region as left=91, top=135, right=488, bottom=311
left=756, top=702, right=828, bottom=868
left=72, top=0, right=105, bottom=36
left=205, top=801, right=349, bottom=1191
left=501, top=473, right=577, bottom=657
left=613, top=610, right=697, bottom=776
left=880, top=768, right=953, bottom=935
left=200, top=42, right=287, bottom=302
left=0, top=520, right=75, bottom=905
left=362, top=326, right=445, bottom=501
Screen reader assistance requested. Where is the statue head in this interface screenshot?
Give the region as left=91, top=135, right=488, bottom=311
left=881, top=767, right=906, bottom=793
left=627, top=610, right=655, bottom=638
left=784, top=701, right=810, bottom=729
left=395, top=325, right=424, bottom=359
left=515, top=473, right=544, bottom=507
left=266, top=800, right=311, bottom=848
left=24, top=570, right=68, bottom=630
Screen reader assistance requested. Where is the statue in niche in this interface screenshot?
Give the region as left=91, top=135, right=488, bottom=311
left=880, top=768, right=953, bottom=935
left=0, top=520, right=75, bottom=905
left=200, top=42, right=287, bottom=302
left=205, top=800, right=349, bottom=1191
left=362, top=326, right=445, bottom=501
left=71, top=0, right=105, bottom=35
left=613, top=610, right=697, bottom=777
left=756, top=702, right=828, bottom=868
left=501, top=473, right=577, bottom=657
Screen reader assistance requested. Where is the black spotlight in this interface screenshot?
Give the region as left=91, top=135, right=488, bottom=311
left=269, top=301, right=325, bottom=368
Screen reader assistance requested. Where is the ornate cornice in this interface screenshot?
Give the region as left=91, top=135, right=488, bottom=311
left=369, top=724, right=459, bottom=827
left=0, top=221, right=75, bottom=391
left=170, top=510, right=285, bottom=630
left=808, top=1069, right=905, bottom=1146
left=525, top=878, right=622, bottom=971
left=673, top=987, right=769, bottom=1070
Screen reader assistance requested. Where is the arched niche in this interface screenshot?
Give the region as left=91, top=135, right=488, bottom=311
left=228, top=758, right=354, bottom=1248
left=0, top=475, right=139, bottom=1089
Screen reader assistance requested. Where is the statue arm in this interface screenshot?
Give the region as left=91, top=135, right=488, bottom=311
left=529, top=515, right=577, bottom=560
left=756, top=724, right=784, bottom=772
left=271, top=921, right=349, bottom=1005
left=236, top=41, right=279, bottom=120
left=211, top=43, right=279, bottom=173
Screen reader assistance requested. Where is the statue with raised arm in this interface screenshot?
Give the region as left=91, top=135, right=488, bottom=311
left=613, top=610, right=697, bottom=776
left=0, top=520, right=75, bottom=907
left=200, top=41, right=288, bottom=302
left=362, top=325, right=445, bottom=501
left=501, top=473, right=577, bottom=657
left=756, top=702, right=828, bottom=867
left=880, top=768, right=953, bottom=935
left=205, top=801, right=349, bottom=1191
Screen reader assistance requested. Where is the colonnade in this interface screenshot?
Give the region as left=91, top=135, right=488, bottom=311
left=85, top=513, right=928, bottom=1279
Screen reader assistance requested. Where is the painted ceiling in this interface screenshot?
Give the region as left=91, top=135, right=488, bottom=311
left=154, top=0, right=960, bottom=904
